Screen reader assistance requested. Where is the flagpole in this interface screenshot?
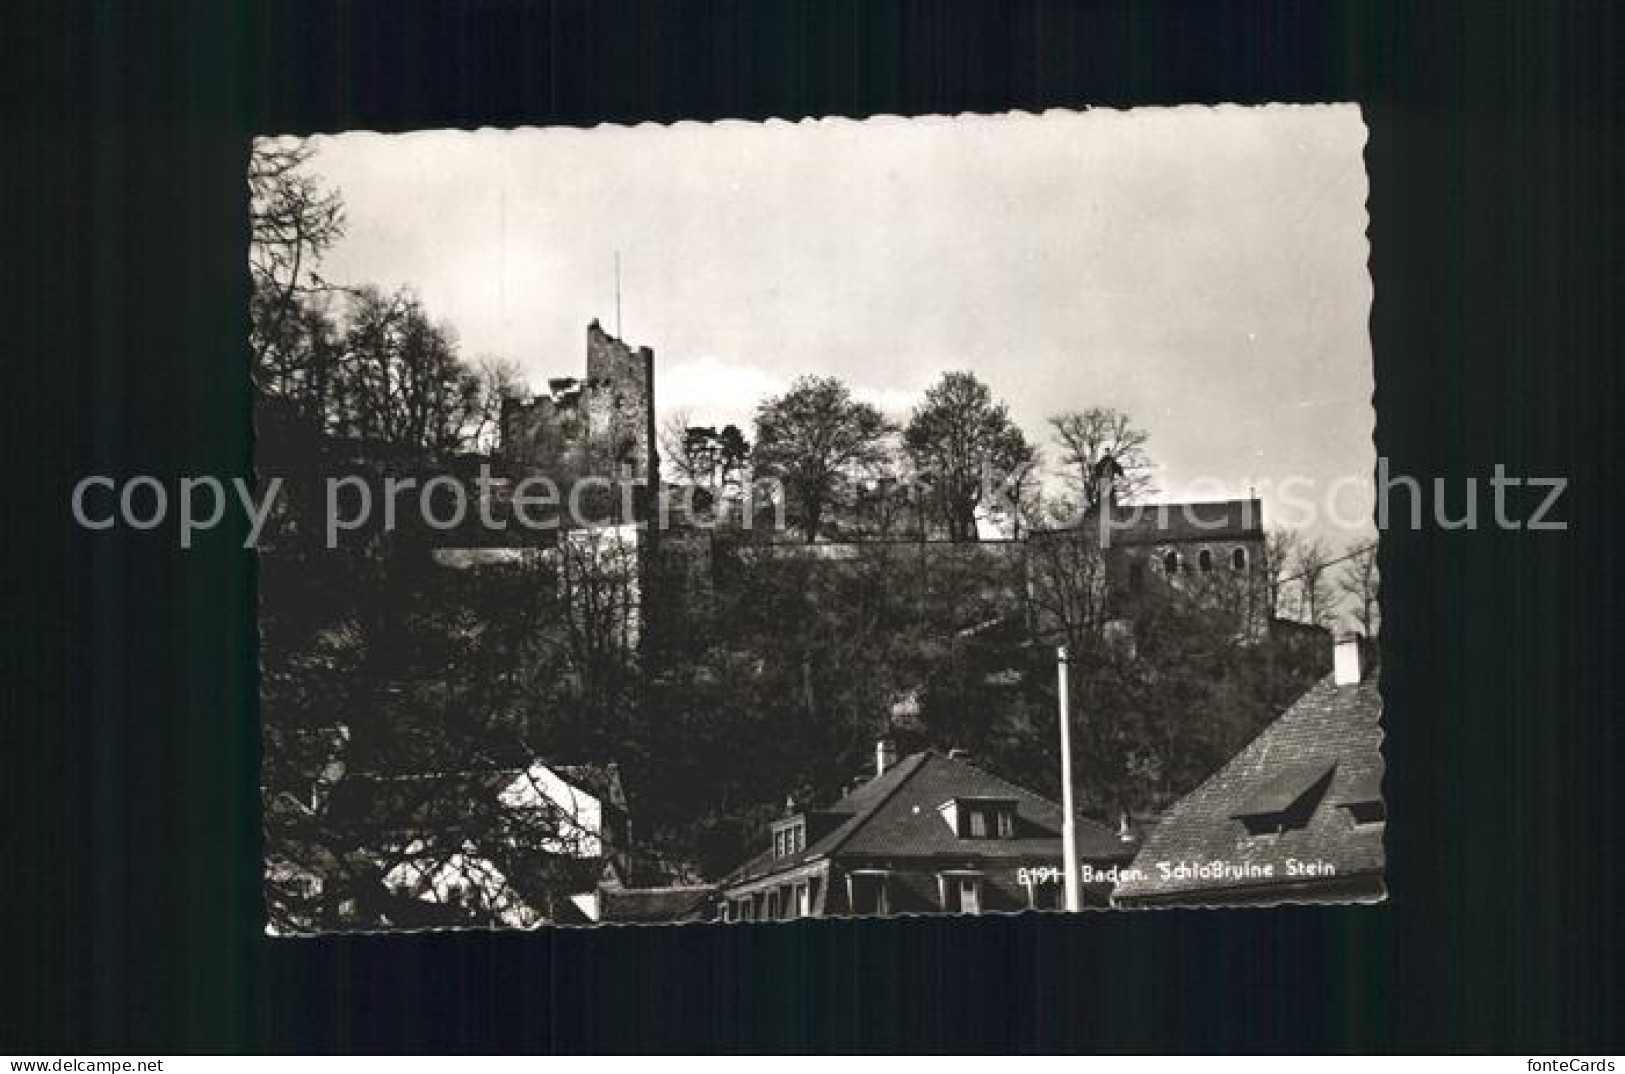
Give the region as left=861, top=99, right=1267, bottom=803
left=1058, top=645, right=1081, bottom=911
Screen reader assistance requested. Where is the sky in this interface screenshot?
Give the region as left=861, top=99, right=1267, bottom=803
left=300, top=104, right=1374, bottom=549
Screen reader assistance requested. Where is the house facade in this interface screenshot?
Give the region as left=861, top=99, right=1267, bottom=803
left=718, top=745, right=1139, bottom=921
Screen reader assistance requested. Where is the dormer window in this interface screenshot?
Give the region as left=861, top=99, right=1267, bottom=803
left=1337, top=770, right=1386, bottom=829
left=938, top=797, right=1018, bottom=839
left=1232, top=761, right=1335, bottom=837
left=772, top=818, right=807, bottom=859
left=1343, top=799, right=1386, bottom=827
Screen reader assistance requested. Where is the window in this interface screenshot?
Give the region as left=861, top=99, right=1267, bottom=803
left=1024, top=877, right=1061, bottom=911
left=1343, top=799, right=1386, bottom=828
left=940, top=873, right=983, bottom=914
left=773, top=819, right=806, bottom=859
left=942, top=797, right=1016, bottom=838
left=1163, top=551, right=1179, bottom=575
left=850, top=873, right=889, bottom=916
left=1337, top=771, right=1384, bottom=828
left=1234, top=762, right=1336, bottom=837
left=1198, top=548, right=1214, bottom=572
left=1231, top=547, right=1248, bottom=570
left=958, top=877, right=981, bottom=915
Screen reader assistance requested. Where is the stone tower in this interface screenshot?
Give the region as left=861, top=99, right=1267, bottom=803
left=499, top=320, right=659, bottom=496
left=581, top=319, right=657, bottom=489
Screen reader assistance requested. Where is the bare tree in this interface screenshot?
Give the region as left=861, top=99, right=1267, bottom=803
left=1291, top=537, right=1338, bottom=630
left=555, top=526, right=642, bottom=693
left=753, top=376, right=893, bottom=542
left=1258, top=527, right=1302, bottom=622
left=260, top=541, right=613, bottom=933
left=904, top=372, right=1035, bottom=542
left=469, top=356, right=526, bottom=453
left=329, top=286, right=486, bottom=456
left=1337, top=542, right=1380, bottom=636
left=659, top=408, right=703, bottom=485
left=989, top=446, right=1044, bottom=539
left=1048, top=407, right=1155, bottom=510
left=1024, top=496, right=1112, bottom=653
left=249, top=138, right=345, bottom=375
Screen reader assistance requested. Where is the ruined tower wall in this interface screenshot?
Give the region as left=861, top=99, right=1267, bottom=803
left=499, top=321, right=657, bottom=496
left=500, top=394, right=588, bottom=477
left=582, top=320, right=657, bottom=486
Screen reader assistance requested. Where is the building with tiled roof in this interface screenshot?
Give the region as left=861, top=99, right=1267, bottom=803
left=717, top=744, right=1139, bottom=921
left=1113, top=637, right=1385, bottom=906
left=1028, top=497, right=1269, bottom=643
left=588, top=884, right=719, bottom=925
left=1108, top=498, right=1265, bottom=547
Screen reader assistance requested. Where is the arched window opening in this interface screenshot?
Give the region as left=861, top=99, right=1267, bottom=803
left=1231, top=547, right=1248, bottom=571
left=1198, top=549, right=1214, bottom=573
left=1163, top=551, right=1179, bottom=575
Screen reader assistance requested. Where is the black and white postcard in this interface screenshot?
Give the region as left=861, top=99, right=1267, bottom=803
left=254, top=106, right=1381, bottom=933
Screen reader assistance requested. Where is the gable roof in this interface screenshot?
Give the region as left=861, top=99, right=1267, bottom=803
left=1111, top=499, right=1264, bottom=545
left=724, top=751, right=1133, bottom=887
left=552, top=763, right=629, bottom=813
left=323, top=761, right=617, bottom=843
left=1114, top=670, right=1384, bottom=903
left=1031, top=499, right=1264, bottom=549
left=597, top=885, right=717, bottom=924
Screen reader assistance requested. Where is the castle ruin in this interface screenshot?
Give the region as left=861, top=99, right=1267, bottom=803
left=500, top=320, right=659, bottom=495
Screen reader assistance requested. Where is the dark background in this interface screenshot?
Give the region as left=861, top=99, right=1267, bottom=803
left=3, top=0, right=1619, bottom=1053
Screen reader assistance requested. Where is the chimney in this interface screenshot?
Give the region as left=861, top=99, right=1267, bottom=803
left=875, top=737, right=898, bottom=778
left=1334, top=634, right=1363, bottom=686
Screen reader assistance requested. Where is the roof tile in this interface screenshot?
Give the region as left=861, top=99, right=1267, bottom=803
left=1115, top=672, right=1384, bottom=902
